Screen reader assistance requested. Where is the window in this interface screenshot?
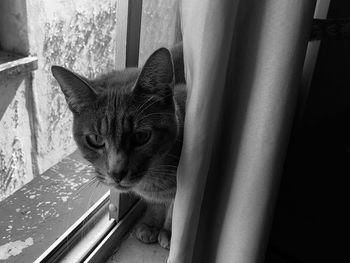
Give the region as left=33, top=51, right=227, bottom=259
left=1, top=0, right=179, bottom=262
left=2, top=0, right=333, bottom=262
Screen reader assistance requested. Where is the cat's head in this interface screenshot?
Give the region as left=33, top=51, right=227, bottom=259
left=51, top=48, right=178, bottom=195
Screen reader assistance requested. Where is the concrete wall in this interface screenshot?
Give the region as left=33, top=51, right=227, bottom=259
left=0, top=0, right=179, bottom=200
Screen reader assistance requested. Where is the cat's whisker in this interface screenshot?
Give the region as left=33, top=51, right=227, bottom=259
left=145, top=173, right=177, bottom=183
left=146, top=170, right=176, bottom=175
left=87, top=184, right=97, bottom=209
left=148, top=169, right=176, bottom=175
left=134, top=95, right=155, bottom=117
left=136, top=112, right=175, bottom=123
left=96, top=181, right=102, bottom=188
left=138, top=112, right=174, bottom=118
left=147, top=167, right=177, bottom=171
left=129, top=170, right=148, bottom=179
left=75, top=177, right=98, bottom=196
left=146, top=170, right=177, bottom=176
left=147, top=167, right=178, bottom=173
left=146, top=175, right=177, bottom=183
left=148, top=166, right=177, bottom=170
left=82, top=175, right=98, bottom=187
left=152, top=164, right=178, bottom=169
left=134, top=93, right=174, bottom=120
left=80, top=181, right=99, bottom=237
left=146, top=173, right=177, bottom=180
left=151, top=180, right=175, bottom=192
left=165, top=153, right=181, bottom=159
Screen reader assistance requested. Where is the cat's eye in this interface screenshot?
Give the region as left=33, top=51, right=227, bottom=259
left=86, top=134, right=105, bottom=149
left=132, top=130, right=152, bottom=146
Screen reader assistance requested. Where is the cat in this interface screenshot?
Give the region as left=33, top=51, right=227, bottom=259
left=51, top=43, right=186, bottom=249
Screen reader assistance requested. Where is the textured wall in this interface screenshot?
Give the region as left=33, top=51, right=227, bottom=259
left=0, top=77, right=33, bottom=201
left=139, top=0, right=179, bottom=65
left=25, top=0, right=118, bottom=174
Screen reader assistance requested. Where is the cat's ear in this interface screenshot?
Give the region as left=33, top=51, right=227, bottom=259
left=134, top=48, right=174, bottom=98
left=51, top=66, right=97, bottom=114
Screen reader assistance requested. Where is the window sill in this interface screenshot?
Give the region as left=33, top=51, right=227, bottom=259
left=0, top=151, right=108, bottom=262
left=38, top=197, right=166, bottom=263
left=105, top=233, right=169, bottom=263
left=0, top=51, right=38, bottom=80
left=0, top=148, right=167, bottom=263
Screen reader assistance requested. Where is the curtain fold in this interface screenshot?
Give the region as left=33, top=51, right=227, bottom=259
left=169, top=1, right=316, bottom=263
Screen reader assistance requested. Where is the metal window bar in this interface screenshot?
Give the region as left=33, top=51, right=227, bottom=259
left=126, top=0, right=143, bottom=67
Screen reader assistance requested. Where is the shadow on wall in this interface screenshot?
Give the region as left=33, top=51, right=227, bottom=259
left=0, top=0, right=30, bottom=55
left=0, top=75, right=34, bottom=202
left=0, top=0, right=33, bottom=201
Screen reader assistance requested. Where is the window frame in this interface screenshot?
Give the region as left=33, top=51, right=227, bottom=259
left=33, top=1, right=145, bottom=262
left=20, top=0, right=332, bottom=261
left=33, top=192, right=146, bottom=263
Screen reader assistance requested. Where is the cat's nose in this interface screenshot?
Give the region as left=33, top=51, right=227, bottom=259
left=107, top=150, right=128, bottom=184
left=109, top=169, right=128, bottom=184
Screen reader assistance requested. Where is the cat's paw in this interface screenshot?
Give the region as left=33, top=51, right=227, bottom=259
left=134, top=223, right=160, bottom=244
left=158, top=229, right=171, bottom=249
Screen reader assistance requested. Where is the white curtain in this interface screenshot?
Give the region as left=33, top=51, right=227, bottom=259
left=169, top=1, right=316, bottom=263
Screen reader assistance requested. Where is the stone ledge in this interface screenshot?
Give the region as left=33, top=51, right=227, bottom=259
left=0, top=51, right=38, bottom=80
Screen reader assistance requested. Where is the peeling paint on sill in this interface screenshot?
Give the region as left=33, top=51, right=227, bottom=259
left=0, top=150, right=108, bottom=263
left=0, top=237, right=34, bottom=260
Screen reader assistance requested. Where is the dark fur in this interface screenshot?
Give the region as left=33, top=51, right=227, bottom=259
left=51, top=44, right=186, bottom=249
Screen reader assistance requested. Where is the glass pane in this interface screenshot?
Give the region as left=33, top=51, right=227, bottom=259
left=0, top=0, right=116, bottom=261
left=0, top=150, right=108, bottom=262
